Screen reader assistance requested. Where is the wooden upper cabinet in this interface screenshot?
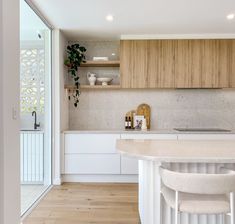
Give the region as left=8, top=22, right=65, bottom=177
left=148, top=40, right=175, bottom=88
left=175, top=40, right=202, bottom=88
left=175, top=39, right=232, bottom=88
left=229, top=40, right=235, bottom=87
left=120, top=39, right=235, bottom=89
left=120, top=40, right=148, bottom=88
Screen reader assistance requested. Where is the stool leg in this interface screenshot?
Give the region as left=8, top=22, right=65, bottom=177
left=175, top=191, right=179, bottom=224
left=230, top=192, right=234, bottom=224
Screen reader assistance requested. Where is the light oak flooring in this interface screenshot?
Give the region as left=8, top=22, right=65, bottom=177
left=23, top=183, right=140, bottom=224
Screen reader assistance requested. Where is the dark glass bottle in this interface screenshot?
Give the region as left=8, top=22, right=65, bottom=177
left=125, top=116, right=128, bottom=129
left=128, top=117, right=132, bottom=129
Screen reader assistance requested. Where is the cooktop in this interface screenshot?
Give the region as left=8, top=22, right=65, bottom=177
left=174, top=128, right=231, bottom=132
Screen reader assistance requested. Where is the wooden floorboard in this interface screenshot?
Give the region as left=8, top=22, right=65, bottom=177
left=23, top=183, right=140, bottom=224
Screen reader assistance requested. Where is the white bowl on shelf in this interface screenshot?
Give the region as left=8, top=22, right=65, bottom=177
left=97, top=77, right=113, bottom=85
left=93, top=57, right=108, bottom=61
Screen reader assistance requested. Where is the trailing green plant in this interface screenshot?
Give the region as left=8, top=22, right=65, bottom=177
left=64, top=43, right=86, bottom=107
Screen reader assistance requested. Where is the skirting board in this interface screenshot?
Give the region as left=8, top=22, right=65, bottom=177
left=62, top=174, right=138, bottom=183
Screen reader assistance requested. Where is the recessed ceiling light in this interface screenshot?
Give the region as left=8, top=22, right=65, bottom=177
left=106, top=14, right=114, bottom=22
left=227, top=13, right=235, bottom=20
left=111, top=53, right=116, bottom=56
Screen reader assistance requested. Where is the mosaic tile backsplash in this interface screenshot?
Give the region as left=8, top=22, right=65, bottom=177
left=69, top=89, right=235, bottom=130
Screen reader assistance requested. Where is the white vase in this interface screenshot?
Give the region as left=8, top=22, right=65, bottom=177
left=87, top=72, right=97, bottom=86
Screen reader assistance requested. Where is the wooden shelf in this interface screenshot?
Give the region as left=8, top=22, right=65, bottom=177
left=80, top=60, right=120, bottom=67
left=65, top=84, right=121, bottom=90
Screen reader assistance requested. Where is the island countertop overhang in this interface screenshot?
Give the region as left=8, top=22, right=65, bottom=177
left=116, top=139, right=235, bottom=163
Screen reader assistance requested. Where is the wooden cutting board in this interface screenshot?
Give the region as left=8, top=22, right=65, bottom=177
left=136, top=103, right=151, bottom=129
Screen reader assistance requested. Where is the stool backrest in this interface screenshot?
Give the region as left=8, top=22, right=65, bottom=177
left=160, top=167, right=235, bottom=194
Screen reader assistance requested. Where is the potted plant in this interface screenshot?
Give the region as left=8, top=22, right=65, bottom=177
left=64, top=43, right=86, bottom=107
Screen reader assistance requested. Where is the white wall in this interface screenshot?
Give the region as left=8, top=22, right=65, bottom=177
left=0, top=0, right=3, bottom=221
left=0, top=0, right=20, bottom=223
left=52, top=29, right=69, bottom=185
left=60, top=32, right=69, bottom=131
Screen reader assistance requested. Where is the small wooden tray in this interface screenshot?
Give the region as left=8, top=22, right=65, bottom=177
left=136, top=103, right=151, bottom=129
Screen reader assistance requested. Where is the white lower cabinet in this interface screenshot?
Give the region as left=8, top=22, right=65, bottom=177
left=65, top=133, right=119, bottom=154
left=63, top=132, right=179, bottom=182
left=65, top=154, right=120, bottom=174
left=63, top=133, right=121, bottom=176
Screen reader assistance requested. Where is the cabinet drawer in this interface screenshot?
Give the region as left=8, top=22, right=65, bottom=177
left=121, top=133, right=177, bottom=140
left=121, top=156, right=138, bottom=175
left=65, top=134, right=120, bottom=153
left=64, top=154, right=121, bottom=174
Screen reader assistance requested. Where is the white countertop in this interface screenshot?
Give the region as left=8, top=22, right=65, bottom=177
left=20, top=130, right=44, bottom=133
left=63, top=129, right=235, bottom=134
left=63, top=129, right=176, bottom=134
left=116, top=139, right=235, bottom=163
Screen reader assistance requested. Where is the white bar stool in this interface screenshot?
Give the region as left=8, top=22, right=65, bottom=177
left=159, top=167, right=235, bottom=224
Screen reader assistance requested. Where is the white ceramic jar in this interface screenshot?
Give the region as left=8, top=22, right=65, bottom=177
left=87, top=72, right=97, bottom=85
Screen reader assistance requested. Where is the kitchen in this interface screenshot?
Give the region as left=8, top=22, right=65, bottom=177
left=61, top=39, right=235, bottom=224
left=1, top=0, right=235, bottom=224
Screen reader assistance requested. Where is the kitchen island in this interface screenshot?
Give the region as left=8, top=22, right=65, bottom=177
left=116, top=139, right=235, bottom=224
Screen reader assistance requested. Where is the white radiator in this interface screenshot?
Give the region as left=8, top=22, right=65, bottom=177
left=20, top=132, right=44, bottom=184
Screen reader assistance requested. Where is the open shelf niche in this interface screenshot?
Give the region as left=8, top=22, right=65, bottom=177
left=64, top=41, right=120, bottom=90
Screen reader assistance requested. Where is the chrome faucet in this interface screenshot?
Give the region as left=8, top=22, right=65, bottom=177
left=32, top=111, right=40, bottom=130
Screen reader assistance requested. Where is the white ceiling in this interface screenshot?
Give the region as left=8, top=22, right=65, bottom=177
left=32, top=0, right=235, bottom=40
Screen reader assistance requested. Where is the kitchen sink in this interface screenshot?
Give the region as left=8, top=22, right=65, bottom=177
left=174, top=128, right=231, bottom=132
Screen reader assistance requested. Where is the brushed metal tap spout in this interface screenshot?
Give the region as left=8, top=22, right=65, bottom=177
left=32, top=111, right=40, bottom=130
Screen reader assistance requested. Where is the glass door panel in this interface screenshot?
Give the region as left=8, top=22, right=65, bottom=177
left=20, top=0, right=51, bottom=215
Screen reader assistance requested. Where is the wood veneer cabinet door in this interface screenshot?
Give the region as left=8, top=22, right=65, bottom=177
left=175, top=39, right=232, bottom=88
left=161, top=39, right=234, bottom=88
left=230, top=40, right=235, bottom=87
left=175, top=40, right=202, bottom=88
left=201, top=40, right=233, bottom=88
left=148, top=40, right=175, bottom=88
left=218, top=40, right=231, bottom=88
left=201, top=40, right=219, bottom=88
left=147, top=40, right=160, bottom=88
left=120, top=40, right=148, bottom=88
left=175, top=40, right=190, bottom=88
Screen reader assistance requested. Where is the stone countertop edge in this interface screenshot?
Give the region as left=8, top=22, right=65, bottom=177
left=116, top=139, right=235, bottom=163
left=62, top=129, right=235, bottom=134
left=119, top=150, right=235, bottom=163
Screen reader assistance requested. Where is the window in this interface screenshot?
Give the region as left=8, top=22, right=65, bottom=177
left=20, top=46, right=45, bottom=114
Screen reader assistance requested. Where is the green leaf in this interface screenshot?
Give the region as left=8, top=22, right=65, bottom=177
left=79, top=47, right=85, bottom=52
left=65, top=43, right=86, bottom=107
